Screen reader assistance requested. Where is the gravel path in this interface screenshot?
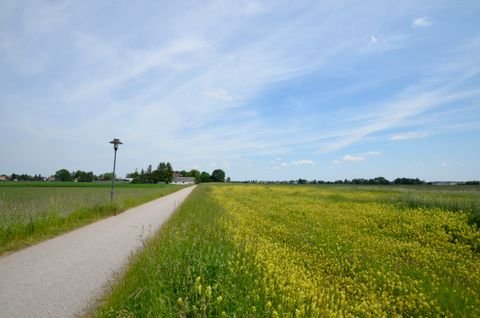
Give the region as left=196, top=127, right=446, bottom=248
left=0, top=185, right=196, bottom=318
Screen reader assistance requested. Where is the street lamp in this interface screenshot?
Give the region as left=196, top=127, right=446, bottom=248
left=109, top=138, right=123, bottom=203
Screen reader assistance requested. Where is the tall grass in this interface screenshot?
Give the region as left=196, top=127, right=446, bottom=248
left=0, top=184, right=183, bottom=254
left=388, top=187, right=480, bottom=227
left=97, top=185, right=259, bottom=317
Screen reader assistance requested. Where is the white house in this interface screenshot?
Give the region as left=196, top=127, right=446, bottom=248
left=172, top=177, right=195, bottom=185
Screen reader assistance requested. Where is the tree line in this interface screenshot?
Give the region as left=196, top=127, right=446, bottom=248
left=126, top=162, right=174, bottom=183
left=1, top=170, right=106, bottom=182
left=242, top=177, right=480, bottom=185
left=1, top=164, right=228, bottom=184
left=3, top=171, right=478, bottom=185
left=126, top=163, right=226, bottom=184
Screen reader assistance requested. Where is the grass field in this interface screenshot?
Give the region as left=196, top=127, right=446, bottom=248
left=0, top=182, right=184, bottom=254
left=97, top=184, right=480, bottom=317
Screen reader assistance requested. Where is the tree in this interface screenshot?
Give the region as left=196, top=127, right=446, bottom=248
left=156, top=162, right=168, bottom=183
left=298, top=178, right=307, bottom=184
left=99, top=172, right=113, bottom=181
left=73, top=170, right=95, bottom=182
left=146, top=164, right=153, bottom=183
left=166, top=162, right=174, bottom=183
left=393, top=178, right=424, bottom=185
left=226, top=177, right=231, bottom=183
left=211, top=169, right=226, bottom=182
left=188, top=169, right=201, bottom=183
left=55, top=169, right=72, bottom=182
left=200, top=171, right=212, bottom=183
left=373, top=176, right=390, bottom=185
left=127, top=169, right=140, bottom=182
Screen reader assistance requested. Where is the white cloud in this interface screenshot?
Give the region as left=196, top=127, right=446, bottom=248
left=390, top=131, right=429, bottom=141
left=273, top=159, right=314, bottom=169
left=291, top=159, right=314, bottom=165
left=203, top=88, right=235, bottom=101
left=337, top=151, right=381, bottom=163
left=342, top=155, right=365, bottom=162
left=370, top=35, right=378, bottom=44
left=412, top=16, right=432, bottom=28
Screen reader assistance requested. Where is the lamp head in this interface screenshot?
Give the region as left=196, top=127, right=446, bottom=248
left=109, top=138, right=123, bottom=150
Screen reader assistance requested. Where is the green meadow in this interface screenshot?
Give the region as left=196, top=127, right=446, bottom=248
left=0, top=182, right=183, bottom=254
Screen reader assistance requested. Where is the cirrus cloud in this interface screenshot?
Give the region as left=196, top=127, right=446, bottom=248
left=412, top=16, right=432, bottom=28
left=334, top=151, right=382, bottom=164
left=390, top=131, right=429, bottom=141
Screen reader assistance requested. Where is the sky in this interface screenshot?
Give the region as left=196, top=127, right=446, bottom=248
left=1, top=0, right=479, bottom=181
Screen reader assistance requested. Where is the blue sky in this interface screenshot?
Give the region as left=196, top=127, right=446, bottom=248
left=1, top=0, right=479, bottom=181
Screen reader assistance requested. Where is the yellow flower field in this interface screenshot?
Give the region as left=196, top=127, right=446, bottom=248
left=213, top=185, right=480, bottom=317
left=98, top=184, right=480, bottom=317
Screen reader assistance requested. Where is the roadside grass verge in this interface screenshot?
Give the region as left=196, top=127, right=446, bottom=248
left=96, top=184, right=480, bottom=317
left=0, top=184, right=184, bottom=254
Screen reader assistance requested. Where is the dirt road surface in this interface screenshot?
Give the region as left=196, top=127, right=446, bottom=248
left=0, top=185, right=196, bottom=318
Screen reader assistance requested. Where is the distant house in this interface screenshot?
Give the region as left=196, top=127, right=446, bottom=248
left=47, top=176, right=56, bottom=182
left=172, top=177, right=195, bottom=185
left=0, top=175, right=9, bottom=181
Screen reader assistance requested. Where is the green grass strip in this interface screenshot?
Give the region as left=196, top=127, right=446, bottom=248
left=97, top=185, right=265, bottom=318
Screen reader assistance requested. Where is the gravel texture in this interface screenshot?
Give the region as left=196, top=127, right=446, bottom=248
left=0, top=185, right=196, bottom=318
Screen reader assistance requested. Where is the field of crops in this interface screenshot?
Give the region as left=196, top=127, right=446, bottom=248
left=0, top=182, right=183, bottom=254
left=98, top=184, right=480, bottom=317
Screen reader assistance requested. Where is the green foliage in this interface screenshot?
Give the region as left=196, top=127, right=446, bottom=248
left=97, top=172, right=113, bottom=181
left=74, top=170, right=95, bottom=182
left=394, top=177, right=425, bottom=185
left=211, top=169, right=226, bottom=182
left=54, top=169, right=72, bottom=182
left=188, top=169, right=201, bottom=183
left=200, top=171, right=212, bottom=183
left=128, top=162, right=174, bottom=183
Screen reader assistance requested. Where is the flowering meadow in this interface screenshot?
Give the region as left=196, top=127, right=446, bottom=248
left=99, top=184, right=480, bottom=317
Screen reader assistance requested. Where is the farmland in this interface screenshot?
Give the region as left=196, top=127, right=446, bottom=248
left=0, top=182, right=183, bottom=254
left=98, top=184, right=480, bottom=317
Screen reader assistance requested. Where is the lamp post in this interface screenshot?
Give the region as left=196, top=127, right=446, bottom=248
left=109, top=138, right=123, bottom=203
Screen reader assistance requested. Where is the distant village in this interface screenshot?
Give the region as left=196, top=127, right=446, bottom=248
left=0, top=161, right=227, bottom=185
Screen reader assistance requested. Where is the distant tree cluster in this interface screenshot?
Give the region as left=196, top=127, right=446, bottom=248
left=176, top=169, right=201, bottom=182
left=7, top=173, right=45, bottom=181
left=465, top=181, right=480, bottom=185
left=1, top=170, right=116, bottom=182
left=174, top=168, right=226, bottom=183
left=313, top=177, right=426, bottom=185
left=54, top=169, right=99, bottom=182
left=127, top=162, right=174, bottom=184
left=240, top=177, right=428, bottom=185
